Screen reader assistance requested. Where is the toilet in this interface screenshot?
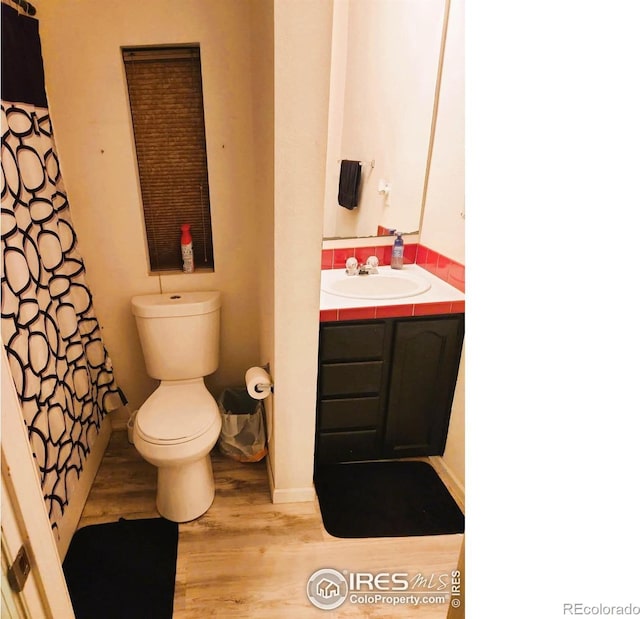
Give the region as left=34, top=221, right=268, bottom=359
left=131, top=290, right=222, bottom=522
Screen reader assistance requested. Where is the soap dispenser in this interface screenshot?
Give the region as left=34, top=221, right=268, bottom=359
left=390, top=231, right=404, bottom=269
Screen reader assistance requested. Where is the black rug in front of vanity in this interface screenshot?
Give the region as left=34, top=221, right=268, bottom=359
left=314, top=461, right=464, bottom=538
left=63, top=517, right=178, bottom=619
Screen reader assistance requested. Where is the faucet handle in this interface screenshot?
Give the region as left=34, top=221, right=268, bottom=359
left=345, top=256, right=358, bottom=275
left=366, top=255, right=379, bottom=268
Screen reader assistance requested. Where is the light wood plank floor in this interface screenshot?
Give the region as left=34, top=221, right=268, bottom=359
left=78, top=430, right=464, bottom=618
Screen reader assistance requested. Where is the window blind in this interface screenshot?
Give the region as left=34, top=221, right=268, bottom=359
left=123, top=45, right=214, bottom=271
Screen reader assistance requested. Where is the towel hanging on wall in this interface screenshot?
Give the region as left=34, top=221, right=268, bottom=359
left=338, top=160, right=362, bottom=210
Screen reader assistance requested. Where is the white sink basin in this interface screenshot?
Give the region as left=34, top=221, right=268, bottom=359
left=321, top=265, right=432, bottom=300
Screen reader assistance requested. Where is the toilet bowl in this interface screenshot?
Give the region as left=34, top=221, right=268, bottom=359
left=131, top=291, right=222, bottom=522
left=134, top=379, right=222, bottom=522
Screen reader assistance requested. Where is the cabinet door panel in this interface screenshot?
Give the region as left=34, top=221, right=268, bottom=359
left=319, top=397, right=380, bottom=430
left=316, top=430, right=379, bottom=464
left=320, top=362, right=384, bottom=397
left=384, top=317, right=463, bottom=456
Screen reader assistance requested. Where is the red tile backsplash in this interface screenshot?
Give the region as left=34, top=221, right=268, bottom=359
left=448, top=262, right=465, bottom=293
left=433, top=253, right=452, bottom=283
left=374, top=245, right=386, bottom=263
left=416, top=244, right=429, bottom=265
left=321, top=249, right=334, bottom=270
left=381, top=244, right=393, bottom=265
left=354, top=246, right=374, bottom=265
left=403, top=243, right=418, bottom=264
left=332, top=247, right=353, bottom=269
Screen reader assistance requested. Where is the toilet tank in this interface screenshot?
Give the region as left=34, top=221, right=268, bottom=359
left=131, top=291, right=221, bottom=380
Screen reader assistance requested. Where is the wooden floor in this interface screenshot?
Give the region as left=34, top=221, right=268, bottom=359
left=78, top=430, right=464, bottom=618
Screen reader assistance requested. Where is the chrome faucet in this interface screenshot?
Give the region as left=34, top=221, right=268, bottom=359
left=345, top=256, right=379, bottom=276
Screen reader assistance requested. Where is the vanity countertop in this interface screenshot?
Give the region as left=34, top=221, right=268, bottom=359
left=320, top=264, right=465, bottom=322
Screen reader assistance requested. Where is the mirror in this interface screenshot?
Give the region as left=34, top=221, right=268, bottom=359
left=322, top=0, right=447, bottom=240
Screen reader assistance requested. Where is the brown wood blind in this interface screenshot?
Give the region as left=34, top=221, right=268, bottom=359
left=123, top=46, right=214, bottom=271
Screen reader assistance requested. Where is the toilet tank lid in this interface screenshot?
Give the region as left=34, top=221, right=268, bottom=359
left=131, top=291, right=221, bottom=318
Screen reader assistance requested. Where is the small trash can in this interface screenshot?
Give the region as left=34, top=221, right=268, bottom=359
left=217, top=388, right=267, bottom=462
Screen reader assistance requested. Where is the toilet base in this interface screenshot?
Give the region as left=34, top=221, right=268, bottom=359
left=156, top=455, right=215, bottom=522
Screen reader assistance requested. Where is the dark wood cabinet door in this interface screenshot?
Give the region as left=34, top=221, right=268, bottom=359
left=383, top=316, right=464, bottom=457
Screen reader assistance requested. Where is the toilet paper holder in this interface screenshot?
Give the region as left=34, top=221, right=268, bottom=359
left=245, top=365, right=274, bottom=398
left=254, top=381, right=273, bottom=394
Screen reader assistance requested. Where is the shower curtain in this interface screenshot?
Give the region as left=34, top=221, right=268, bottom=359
left=1, top=3, right=124, bottom=536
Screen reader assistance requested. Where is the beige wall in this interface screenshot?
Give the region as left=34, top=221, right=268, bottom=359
left=322, top=0, right=348, bottom=238
left=324, top=0, right=446, bottom=238
left=421, top=0, right=465, bottom=265
left=271, top=0, right=332, bottom=499
left=249, top=0, right=277, bottom=482
left=38, top=0, right=262, bottom=411
left=421, top=0, right=465, bottom=488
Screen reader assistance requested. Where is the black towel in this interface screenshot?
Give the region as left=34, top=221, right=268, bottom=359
left=338, top=160, right=361, bottom=209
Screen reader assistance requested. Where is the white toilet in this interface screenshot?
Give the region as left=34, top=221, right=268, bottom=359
left=131, top=290, right=222, bottom=522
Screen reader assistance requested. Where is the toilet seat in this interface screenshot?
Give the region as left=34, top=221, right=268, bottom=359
left=136, top=379, right=217, bottom=445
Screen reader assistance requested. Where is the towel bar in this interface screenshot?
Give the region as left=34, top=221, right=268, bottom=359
left=337, top=159, right=375, bottom=169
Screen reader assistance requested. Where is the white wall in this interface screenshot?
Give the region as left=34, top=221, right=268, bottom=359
left=38, top=0, right=262, bottom=410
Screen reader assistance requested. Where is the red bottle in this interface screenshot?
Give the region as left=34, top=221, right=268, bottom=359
left=180, top=224, right=194, bottom=273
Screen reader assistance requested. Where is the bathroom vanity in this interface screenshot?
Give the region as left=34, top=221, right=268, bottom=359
left=315, top=314, right=464, bottom=466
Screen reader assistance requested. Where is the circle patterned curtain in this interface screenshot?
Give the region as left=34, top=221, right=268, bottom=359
left=2, top=3, right=124, bottom=536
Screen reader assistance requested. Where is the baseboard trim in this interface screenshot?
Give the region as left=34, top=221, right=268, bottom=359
left=265, top=453, right=275, bottom=501
left=265, top=454, right=316, bottom=504
left=271, top=486, right=317, bottom=504
left=428, top=455, right=465, bottom=513
left=55, top=416, right=112, bottom=559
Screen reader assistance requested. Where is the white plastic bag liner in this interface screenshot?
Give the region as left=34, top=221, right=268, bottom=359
left=218, top=388, right=267, bottom=462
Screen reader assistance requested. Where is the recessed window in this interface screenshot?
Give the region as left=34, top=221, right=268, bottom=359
left=123, top=45, right=214, bottom=272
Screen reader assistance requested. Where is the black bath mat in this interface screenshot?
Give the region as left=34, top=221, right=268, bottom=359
left=314, top=461, right=465, bottom=538
left=63, top=517, right=178, bottom=619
